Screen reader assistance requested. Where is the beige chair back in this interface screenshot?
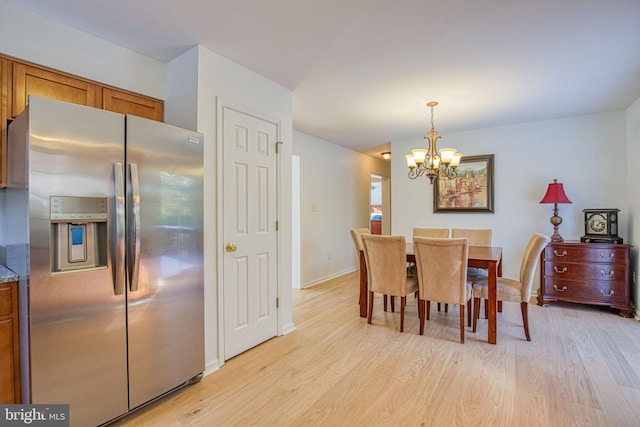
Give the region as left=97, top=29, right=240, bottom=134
left=413, top=236, right=469, bottom=305
left=361, top=234, right=408, bottom=297
left=413, top=228, right=450, bottom=239
left=451, top=228, right=492, bottom=246
left=350, top=228, right=369, bottom=255
left=518, top=233, right=552, bottom=301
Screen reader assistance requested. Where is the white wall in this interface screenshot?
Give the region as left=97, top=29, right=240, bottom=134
left=292, top=130, right=390, bottom=287
left=392, top=111, right=628, bottom=281
left=187, top=46, right=295, bottom=369
left=0, top=1, right=165, bottom=99
left=626, top=97, right=640, bottom=319
left=0, top=1, right=296, bottom=375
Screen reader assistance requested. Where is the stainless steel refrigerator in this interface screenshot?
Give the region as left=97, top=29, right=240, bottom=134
left=4, top=96, right=204, bottom=426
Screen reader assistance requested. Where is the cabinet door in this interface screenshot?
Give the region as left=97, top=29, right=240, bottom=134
left=0, top=282, right=20, bottom=404
left=102, top=87, right=163, bottom=121
left=12, top=63, right=98, bottom=118
left=1, top=57, right=8, bottom=187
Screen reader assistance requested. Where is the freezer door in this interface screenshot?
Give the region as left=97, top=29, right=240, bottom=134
left=9, top=97, right=129, bottom=426
left=125, top=115, right=204, bottom=408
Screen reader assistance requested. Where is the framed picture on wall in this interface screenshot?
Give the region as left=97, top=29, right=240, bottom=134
left=433, top=154, right=494, bottom=213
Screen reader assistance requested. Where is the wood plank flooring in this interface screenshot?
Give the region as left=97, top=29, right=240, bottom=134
left=113, top=271, right=640, bottom=426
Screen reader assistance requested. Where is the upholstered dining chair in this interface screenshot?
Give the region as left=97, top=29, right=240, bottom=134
left=451, top=228, right=492, bottom=274
left=413, top=236, right=472, bottom=343
left=409, top=228, right=450, bottom=278
left=451, top=228, right=492, bottom=313
left=472, top=233, right=551, bottom=341
left=361, top=234, right=418, bottom=332
left=413, top=227, right=450, bottom=238
left=350, top=228, right=369, bottom=260
left=351, top=227, right=394, bottom=311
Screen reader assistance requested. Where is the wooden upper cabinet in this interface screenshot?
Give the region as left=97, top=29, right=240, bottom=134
left=0, top=55, right=164, bottom=188
left=102, top=87, right=163, bottom=122
left=12, top=63, right=98, bottom=117
left=1, top=57, right=7, bottom=188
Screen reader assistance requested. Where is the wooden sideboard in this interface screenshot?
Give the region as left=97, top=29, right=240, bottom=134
left=0, top=279, right=20, bottom=403
left=0, top=54, right=164, bottom=188
left=538, top=241, right=633, bottom=317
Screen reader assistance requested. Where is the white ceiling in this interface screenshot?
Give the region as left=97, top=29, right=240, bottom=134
left=8, top=0, right=640, bottom=157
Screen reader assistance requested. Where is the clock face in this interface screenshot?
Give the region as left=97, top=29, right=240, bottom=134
left=588, top=213, right=607, bottom=234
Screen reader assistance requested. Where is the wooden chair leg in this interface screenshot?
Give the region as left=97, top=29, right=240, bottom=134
left=521, top=302, right=531, bottom=341
left=473, top=297, right=480, bottom=332
left=466, top=299, right=472, bottom=327
left=459, top=305, right=465, bottom=343
left=390, top=296, right=395, bottom=312
left=384, top=295, right=388, bottom=312
left=367, top=291, right=375, bottom=324
left=484, top=299, right=488, bottom=319
left=426, top=300, right=431, bottom=320
left=400, top=296, right=406, bottom=332
left=445, top=303, right=449, bottom=313
left=498, top=300, right=503, bottom=312
left=419, top=299, right=425, bottom=335
left=437, top=302, right=441, bottom=312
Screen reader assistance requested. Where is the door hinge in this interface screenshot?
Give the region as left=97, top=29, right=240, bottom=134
left=276, top=141, right=283, bottom=153
left=276, top=220, right=279, bottom=231
left=276, top=297, right=279, bottom=308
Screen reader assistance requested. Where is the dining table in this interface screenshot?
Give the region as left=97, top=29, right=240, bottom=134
left=358, top=243, right=503, bottom=344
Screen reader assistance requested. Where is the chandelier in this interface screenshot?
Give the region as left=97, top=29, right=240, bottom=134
left=405, top=102, right=462, bottom=184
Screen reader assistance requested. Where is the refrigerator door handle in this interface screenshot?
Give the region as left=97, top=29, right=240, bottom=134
left=129, top=163, right=141, bottom=292
left=113, top=163, right=126, bottom=295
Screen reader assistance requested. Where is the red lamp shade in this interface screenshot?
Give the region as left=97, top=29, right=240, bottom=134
left=540, top=179, right=571, bottom=242
left=540, top=179, right=572, bottom=204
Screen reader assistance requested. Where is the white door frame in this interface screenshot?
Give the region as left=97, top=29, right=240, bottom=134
left=216, top=97, right=284, bottom=365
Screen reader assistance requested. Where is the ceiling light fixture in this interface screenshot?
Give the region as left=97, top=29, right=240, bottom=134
left=405, top=102, right=462, bottom=184
left=381, top=152, right=391, bottom=160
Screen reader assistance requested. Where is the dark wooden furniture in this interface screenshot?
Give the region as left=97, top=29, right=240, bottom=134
left=538, top=241, right=633, bottom=317
left=0, top=278, right=20, bottom=403
left=359, top=244, right=503, bottom=344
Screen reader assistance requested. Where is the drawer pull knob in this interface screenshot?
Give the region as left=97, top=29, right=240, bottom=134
left=599, top=289, right=615, bottom=296
left=599, top=252, right=615, bottom=259
left=553, top=250, right=567, bottom=257
left=600, top=270, right=615, bottom=277
left=553, top=266, right=567, bottom=273
left=553, top=285, right=567, bottom=292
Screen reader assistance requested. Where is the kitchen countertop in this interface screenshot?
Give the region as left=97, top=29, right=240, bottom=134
left=0, top=265, right=19, bottom=283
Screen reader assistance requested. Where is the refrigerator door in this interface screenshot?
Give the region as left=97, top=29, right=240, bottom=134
left=9, top=97, right=129, bottom=426
left=125, top=115, right=204, bottom=408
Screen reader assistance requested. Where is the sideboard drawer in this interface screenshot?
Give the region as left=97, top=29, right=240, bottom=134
left=544, top=278, right=627, bottom=305
left=544, top=245, right=627, bottom=264
left=543, top=261, right=627, bottom=282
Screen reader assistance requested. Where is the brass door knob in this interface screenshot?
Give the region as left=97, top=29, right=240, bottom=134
left=225, top=243, right=237, bottom=252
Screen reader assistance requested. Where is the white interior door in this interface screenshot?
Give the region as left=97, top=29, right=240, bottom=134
left=223, top=106, right=279, bottom=360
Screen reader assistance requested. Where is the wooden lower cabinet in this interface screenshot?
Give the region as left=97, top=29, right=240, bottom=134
left=538, top=241, right=633, bottom=317
left=0, top=280, right=20, bottom=403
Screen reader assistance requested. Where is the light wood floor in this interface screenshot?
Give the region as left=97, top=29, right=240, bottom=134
left=113, top=271, right=640, bottom=426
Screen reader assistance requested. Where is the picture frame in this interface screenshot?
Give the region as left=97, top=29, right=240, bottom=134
left=433, top=154, right=494, bottom=213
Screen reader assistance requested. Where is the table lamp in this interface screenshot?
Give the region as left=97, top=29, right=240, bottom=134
left=539, top=179, right=572, bottom=242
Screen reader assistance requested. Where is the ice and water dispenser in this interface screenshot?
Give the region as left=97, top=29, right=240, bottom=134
left=50, top=196, right=108, bottom=273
